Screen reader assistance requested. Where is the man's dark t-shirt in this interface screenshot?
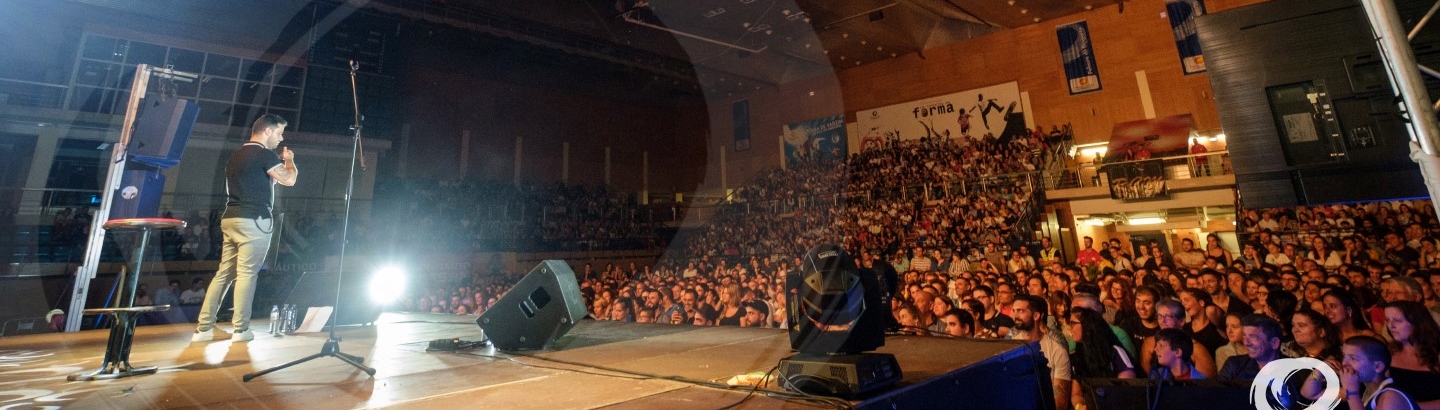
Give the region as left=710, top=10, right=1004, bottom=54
left=222, top=143, right=281, bottom=219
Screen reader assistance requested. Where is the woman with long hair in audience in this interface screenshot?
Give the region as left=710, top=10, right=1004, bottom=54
left=1214, top=312, right=1250, bottom=368
left=1068, top=307, right=1135, bottom=408
left=1307, top=236, right=1344, bottom=272
left=1205, top=233, right=1234, bottom=267
left=1382, top=300, right=1440, bottom=408
left=716, top=284, right=745, bottom=326
left=1266, top=287, right=1300, bottom=339
left=1179, top=288, right=1227, bottom=354
left=1105, top=279, right=1139, bottom=327
left=1341, top=234, right=1373, bottom=267
left=1282, top=309, right=1342, bottom=363
left=1322, top=289, right=1379, bottom=341
left=1048, top=291, right=1072, bottom=341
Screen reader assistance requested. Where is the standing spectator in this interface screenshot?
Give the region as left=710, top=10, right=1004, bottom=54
left=1011, top=295, right=1071, bottom=410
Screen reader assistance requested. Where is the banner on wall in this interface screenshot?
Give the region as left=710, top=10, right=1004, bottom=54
left=733, top=99, right=751, bottom=152
left=1101, top=114, right=1195, bottom=163
left=1057, top=20, right=1102, bottom=95
left=782, top=115, right=847, bottom=163
left=1167, top=0, right=1207, bottom=74
left=854, top=81, right=1027, bottom=149
left=1105, top=159, right=1169, bottom=201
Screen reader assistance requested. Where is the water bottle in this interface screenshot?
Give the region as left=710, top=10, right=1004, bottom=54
left=282, top=304, right=295, bottom=333
left=269, top=305, right=280, bottom=334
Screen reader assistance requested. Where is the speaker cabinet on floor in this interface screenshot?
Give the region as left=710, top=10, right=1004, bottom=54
left=476, top=260, right=588, bottom=351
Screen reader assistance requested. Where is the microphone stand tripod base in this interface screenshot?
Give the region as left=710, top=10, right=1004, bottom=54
left=242, top=337, right=375, bottom=382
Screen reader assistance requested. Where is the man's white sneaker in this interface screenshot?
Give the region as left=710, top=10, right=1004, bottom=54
left=191, top=330, right=218, bottom=342
left=231, top=330, right=254, bottom=342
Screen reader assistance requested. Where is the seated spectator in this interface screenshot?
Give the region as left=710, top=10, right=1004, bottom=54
left=1068, top=307, right=1135, bottom=409
left=180, top=278, right=206, bottom=305
left=1381, top=301, right=1440, bottom=407
left=1339, top=335, right=1422, bottom=410
left=1220, top=314, right=1286, bottom=381
left=1150, top=329, right=1206, bottom=380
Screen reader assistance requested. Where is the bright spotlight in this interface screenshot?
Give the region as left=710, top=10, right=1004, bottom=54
left=368, top=265, right=407, bottom=304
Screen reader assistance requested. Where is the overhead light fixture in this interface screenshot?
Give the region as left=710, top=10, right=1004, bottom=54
left=1129, top=217, right=1166, bottom=225
left=1084, top=218, right=1108, bottom=226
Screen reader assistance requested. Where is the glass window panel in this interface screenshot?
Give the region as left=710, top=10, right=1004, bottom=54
left=236, top=81, right=271, bottom=105
left=269, top=86, right=300, bottom=109
left=274, top=64, right=304, bottom=87
left=198, top=78, right=236, bottom=101
left=195, top=100, right=231, bottom=125
left=203, top=54, right=239, bottom=78
left=117, top=64, right=138, bottom=89
left=70, top=87, right=117, bottom=113
left=166, top=48, right=205, bottom=73
left=74, top=61, right=118, bottom=88
left=231, top=104, right=264, bottom=127
left=125, top=41, right=166, bottom=65
left=243, top=60, right=274, bottom=82
left=81, top=35, right=123, bottom=61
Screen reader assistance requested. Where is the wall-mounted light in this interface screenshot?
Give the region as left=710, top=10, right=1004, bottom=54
left=1129, top=217, right=1166, bottom=225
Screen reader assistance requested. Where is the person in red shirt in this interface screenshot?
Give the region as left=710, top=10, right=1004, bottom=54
left=1191, top=137, right=1211, bottom=176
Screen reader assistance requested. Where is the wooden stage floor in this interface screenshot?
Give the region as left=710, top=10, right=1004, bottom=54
left=0, top=313, right=1039, bottom=409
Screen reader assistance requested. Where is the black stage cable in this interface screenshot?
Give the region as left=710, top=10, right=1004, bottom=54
left=453, top=349, right=854, bottom=409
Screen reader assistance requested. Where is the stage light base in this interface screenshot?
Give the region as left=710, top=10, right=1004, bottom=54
left=778, top=352, right=902, bottom=397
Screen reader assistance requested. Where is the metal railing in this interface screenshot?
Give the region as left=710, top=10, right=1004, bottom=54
left=1044, top=150, right=1231, bottom=190
left=0, top=78, right=68, bottom=110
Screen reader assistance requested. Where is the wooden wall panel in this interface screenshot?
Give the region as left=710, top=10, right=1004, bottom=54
left=704, top=0, right=1280, bottom=192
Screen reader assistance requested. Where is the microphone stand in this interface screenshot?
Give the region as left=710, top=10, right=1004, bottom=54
left=244, top=60, right=377, bottom=382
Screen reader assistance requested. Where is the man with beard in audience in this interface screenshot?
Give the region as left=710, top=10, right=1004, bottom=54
left=1220, top=314, right=1286, bottom=380
left=972, top=285, right=1014, bottom=338
left=1038, top=237, right=1062, bottom=266
left=1174, top=238, right=1206, bottom=271
left=1203, top=269, right=1253, bottom=317
left=1011, top=294, right=1072, bottom=410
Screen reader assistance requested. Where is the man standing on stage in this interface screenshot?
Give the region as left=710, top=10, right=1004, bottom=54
left=193, top=114, right=297, bottom=342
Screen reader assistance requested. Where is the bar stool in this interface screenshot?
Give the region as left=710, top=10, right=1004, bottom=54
left=69, top=217, right=186, bottom=381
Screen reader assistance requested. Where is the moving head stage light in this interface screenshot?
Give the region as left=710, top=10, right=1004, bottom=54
left=781, top=244, right=900, bottom=397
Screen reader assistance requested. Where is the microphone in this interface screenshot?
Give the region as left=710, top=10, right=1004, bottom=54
left=349, top=60, right=359, bottom=72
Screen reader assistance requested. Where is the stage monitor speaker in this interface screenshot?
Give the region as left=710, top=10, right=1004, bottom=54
left=788, top=244, right=885, bottom=355
left=476, top=260, right=587, bottom=351
left=129, top=97, right=199, bottom=168
left=281, top=270, right=381, bottom=326
left=779, top=352, right=901, bottom=397
left=1082, top=378, right=1251, bottom=410
left=108, top=167, right=165, bottom=221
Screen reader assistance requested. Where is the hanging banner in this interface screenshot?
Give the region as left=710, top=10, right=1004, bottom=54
left=1105, top=159, right=1170, bottom=201
left=1057, top=20, right=1102, bottom=95
left=733, top=99, right=751, bottom=152
left=782, top=115, right=847, bottom=163
left=1167, top=0, right=1207, bottom=74
left=854, top=81, right=1027, bottom=149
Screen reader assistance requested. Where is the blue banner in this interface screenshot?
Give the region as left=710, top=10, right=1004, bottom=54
left=1057, top=20, right=1102, bottom=95
left=783, top=115, right=847, bottom=163
left=733, top=99, right=751, bottom=152
left=1167, top=0, right=1207, bottom=74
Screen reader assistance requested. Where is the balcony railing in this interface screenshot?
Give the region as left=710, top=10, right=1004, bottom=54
left=1044, top=150, right=1231, bottom=190
left=0, top=78, right=68, bottom=110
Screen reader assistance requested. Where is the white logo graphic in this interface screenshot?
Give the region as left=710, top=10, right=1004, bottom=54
left=1250, top=357, right=1341, bottom=410
left=120, top=186, right=139, bottom=200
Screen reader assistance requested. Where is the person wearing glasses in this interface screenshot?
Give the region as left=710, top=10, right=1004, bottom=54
left=1138, top=298, right=1217, bottom=378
